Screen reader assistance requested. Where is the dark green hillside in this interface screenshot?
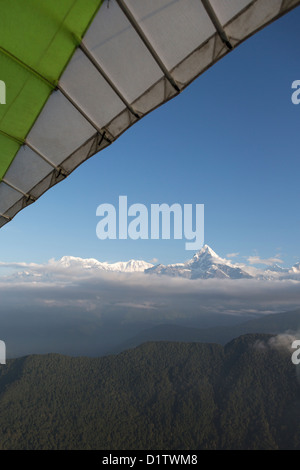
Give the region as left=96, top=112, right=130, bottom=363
left=0, top=334, right=298, bottom=450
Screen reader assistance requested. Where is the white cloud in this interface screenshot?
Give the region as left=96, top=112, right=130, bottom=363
left=254, top=333, right=299, bottom=352
left=247, top=255, right=283, bottom=266
left=0, top=261, right=40, bottom=268
left=1, top=251, right=300, bottom=359
left=114, top=301, right=158, bottom=310
left=226, top=252, right=239, bottom=258
left=0, top=260, right=300, bottom=358
left=1, top=263, right=300, bottom=316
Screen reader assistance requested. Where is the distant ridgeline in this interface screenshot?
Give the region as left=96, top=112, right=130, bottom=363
left=0, top=333, right=299, bottom=450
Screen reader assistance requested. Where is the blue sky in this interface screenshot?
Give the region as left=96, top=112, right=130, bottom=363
left=0, top=7, right=300, bottom=268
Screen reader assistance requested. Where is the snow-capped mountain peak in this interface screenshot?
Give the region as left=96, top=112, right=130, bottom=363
left=56, top=256, right=153, bottom=273
left=145, top=246, right=300, bottom=281
left=194, top=244, right=219, bottom=258
left=265, top=263, right=290, bottom=273
left=58, top=256, right=102, bottom=269
left=108, top=259, right=154, bottom=272
left=189, top=244, right=229, bottom=265
left=291, top=262, right=300, bottom=273
left=145, top=245, right=252, bottom=279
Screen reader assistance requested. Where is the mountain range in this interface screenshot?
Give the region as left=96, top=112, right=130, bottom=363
left=145, top=245, right=252, bottom=279
left=57, top=255, right=153, bottom=273
left=59, top=245, right=300, bottom=280
left=4, top=245, right=300, bottom=281
left=145, top=245, right=300, bottom=280
left=111, top=307, right=300, bottom=355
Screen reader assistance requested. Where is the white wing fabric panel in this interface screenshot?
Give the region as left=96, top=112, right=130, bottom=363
left=210, top=0, right=252, bottom=25
left=26, top=90, right=96, bottom=166
left=59, top=49, right=126, bottom=129
left=225, top=0, right=285, bottom=41
left=126, top=0, right=215, bottom=70
left=4, top=147, right=52, bottom=194
left=0, top=184, right=21, bottom=214
left=83, top=0, right=163, bottom=103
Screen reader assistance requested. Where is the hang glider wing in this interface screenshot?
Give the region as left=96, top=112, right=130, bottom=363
left=0, top=0, right=299, bottom=228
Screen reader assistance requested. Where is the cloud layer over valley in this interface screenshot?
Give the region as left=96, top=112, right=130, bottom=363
left=0, top=252, right=300, bottom=358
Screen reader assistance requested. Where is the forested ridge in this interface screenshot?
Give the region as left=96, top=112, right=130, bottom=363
left=0, top=333, right=299, bottom=450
